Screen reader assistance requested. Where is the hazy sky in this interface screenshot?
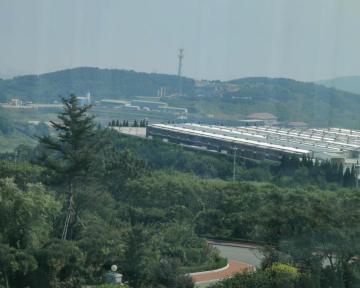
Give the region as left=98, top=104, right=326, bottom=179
left=1, top=0, right=360, bottom=81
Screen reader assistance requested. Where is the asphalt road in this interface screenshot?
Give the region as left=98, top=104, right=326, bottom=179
left=194, top=241, right=263, bottom=288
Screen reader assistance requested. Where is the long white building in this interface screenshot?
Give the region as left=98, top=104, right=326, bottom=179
left=147, top=123, right=360, bottom=166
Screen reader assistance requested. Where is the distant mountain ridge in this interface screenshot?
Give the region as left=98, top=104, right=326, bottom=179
left=1, top=67, right=360, bottom=128
left=317, top=76, right=360, bottom=95
left=0, top=67, right=196, bottom=103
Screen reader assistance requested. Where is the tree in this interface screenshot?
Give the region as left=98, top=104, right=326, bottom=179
left=38, top=94, right=98, bottom=240
left=0, top=178, right=60, bottom=249
left=103, top=148, right=147, bottom=199
left=0, top=178, right=58, bottom=287
left=34, top=240, right=86, bottom=288
left=122, top=225, right=160, bottom=288
left=0, top=244, right=37, bottom=288
left=343, top=167, right=355, bottom=188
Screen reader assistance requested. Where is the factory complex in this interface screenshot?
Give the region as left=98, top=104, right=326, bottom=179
left=147, top=123, right=360, bottom=168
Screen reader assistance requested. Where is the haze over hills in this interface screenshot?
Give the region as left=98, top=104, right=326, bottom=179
left=1, top=67, right=360, bottom=128
left=317, top=76, right=360, bottom=95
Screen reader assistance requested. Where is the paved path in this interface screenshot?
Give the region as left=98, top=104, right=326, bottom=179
left=191, top=240, right=263, bottom=287
left=211, top=241, right=263, bottom=268
left=191, top=260, right=253, bottom=285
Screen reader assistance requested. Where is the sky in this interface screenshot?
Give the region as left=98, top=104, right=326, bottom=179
left=0, top=0, right=360, bottom=81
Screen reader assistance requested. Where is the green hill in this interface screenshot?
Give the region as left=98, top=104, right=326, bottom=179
left=167, top=77, right=360, bottom=128
left=1, top=68, right=360, bottom=128
left=224, top=77, right=360, bottom=127
left=0, top=67, right=195, bottom=102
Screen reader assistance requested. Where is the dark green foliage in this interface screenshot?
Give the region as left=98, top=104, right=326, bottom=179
left=102, top=148, right=148, bottom=199
left=343, top=166, right=356, bottom=187
left=32, top=240, right=86, bottom=288
left=273, top=155, right=351, bottom=188
left=102, top=131, right=237, bottom=179
left=38, top=94, right=101, bottom=240
left=0, top=160, right=43, bottom=189
left=39, top=94, right=97, bottom=179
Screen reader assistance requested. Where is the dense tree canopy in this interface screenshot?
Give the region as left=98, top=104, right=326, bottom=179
left=1, top=95, right=360, bottom=287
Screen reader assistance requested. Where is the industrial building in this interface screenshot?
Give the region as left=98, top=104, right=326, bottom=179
left=130, top=100, right=188, bottom=115
left=131, top=100, right=167, bottom=110
left=146, top=123, right=360, bottom=168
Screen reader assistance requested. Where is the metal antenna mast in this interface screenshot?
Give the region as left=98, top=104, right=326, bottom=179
left=177, top=48, right=184, bottom=95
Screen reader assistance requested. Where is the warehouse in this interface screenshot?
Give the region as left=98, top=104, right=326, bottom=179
left=146, top=123, right=360, bottom=166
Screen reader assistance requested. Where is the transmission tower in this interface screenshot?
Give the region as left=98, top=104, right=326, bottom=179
left=177, top=48, right=184, bottom=95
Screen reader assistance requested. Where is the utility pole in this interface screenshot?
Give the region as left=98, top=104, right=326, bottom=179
left=233, top=147, right=237, bottom=182
left=177, top=48, right=184, bottom=96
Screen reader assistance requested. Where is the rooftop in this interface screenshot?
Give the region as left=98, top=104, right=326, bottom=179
left=148, top=123, right=360, bottom=161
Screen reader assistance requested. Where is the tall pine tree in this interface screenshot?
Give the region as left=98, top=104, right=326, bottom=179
left=39, top=94, right=98, bottom=240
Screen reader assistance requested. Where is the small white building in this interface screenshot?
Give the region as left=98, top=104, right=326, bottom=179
left=77, top=92, right=91, bottom=106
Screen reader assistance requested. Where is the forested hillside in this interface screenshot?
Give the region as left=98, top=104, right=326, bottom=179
left=167, top=77, right=360, bottom=127
left=2, top=68, right=360, bottom=128
left=0, top=67, right=196, bottom=102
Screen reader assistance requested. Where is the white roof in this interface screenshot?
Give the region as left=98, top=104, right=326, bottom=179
left=149, top=123, right=360, bottom=159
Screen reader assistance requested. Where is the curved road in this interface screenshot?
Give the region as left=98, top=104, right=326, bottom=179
left=193, top=241, right=263, bottom=288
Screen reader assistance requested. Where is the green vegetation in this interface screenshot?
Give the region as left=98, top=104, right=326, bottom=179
left=2, top=68, right=360, bottom=128
left=108, top=119, right=148, bottom=127
left=165, top=77, right=360, bottom=127
left=209, top=263, right=301, bottom=288
left=1, top=95, right=360, bottom=287
left=0, top=67, right=195, bottom=103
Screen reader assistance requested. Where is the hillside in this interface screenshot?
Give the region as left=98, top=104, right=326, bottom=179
left=225, top=77, right=360, bottom=127
left=0, top=67, right=196, bottom=103
left=166, top=77, right=360, bottom=128
left=318, top=76, right=360, bottom=95
left=1, top=68, right=360, bottom=128
left=0, top=109, right=49, bottom=152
